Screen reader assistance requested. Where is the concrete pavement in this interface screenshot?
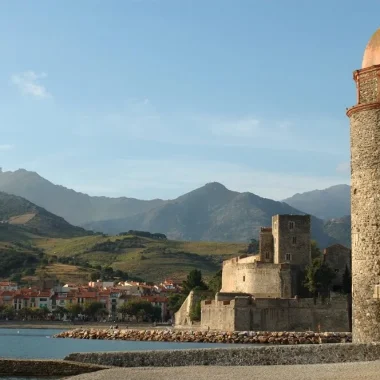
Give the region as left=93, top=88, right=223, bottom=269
left=65, top=361, right=380, bottom=380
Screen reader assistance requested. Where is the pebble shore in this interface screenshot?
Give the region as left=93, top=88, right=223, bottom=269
left=54, top=328, right=352, bottom=344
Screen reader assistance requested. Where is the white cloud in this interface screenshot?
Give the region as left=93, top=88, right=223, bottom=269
left=73, top=99, right=341, bottom=155
left=11, top=71, right=51, bottom=98
left=0, top=144, right=13, bottom=151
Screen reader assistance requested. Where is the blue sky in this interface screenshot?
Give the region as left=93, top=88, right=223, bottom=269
left=0, top=0, right=377, bottom=200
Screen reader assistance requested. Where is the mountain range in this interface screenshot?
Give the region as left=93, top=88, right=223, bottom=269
left=0, top=168, right=165, bottom=226
left=0, top=191, right=89, bottom=238
left=0, top=168, right=351, bottom=247
left=283, top=184, right=351, bottom=220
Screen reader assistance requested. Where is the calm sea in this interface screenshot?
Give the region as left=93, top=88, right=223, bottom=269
left=0, top=328, right=229, bottom=359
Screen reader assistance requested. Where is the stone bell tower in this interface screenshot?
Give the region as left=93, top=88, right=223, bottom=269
left=347, top=28, right=380, bottom=343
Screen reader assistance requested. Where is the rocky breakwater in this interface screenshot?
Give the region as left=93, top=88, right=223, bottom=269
left=54, top=329, right=352, bottom=344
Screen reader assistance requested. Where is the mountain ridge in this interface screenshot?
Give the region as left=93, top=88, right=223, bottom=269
left=0, top=169, right=165, bottom=226
left=0, top=191, right=89, bottom=238
left=83, top=182, right=336, bottom=247
left=0, top=169, right=350, bottom=247
left=283, top=184, right=350, bottom=220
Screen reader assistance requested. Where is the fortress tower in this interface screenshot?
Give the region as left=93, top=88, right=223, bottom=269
left=272, top=215, right=311, bottom=267
left=347, top=28, right=380, bottom=343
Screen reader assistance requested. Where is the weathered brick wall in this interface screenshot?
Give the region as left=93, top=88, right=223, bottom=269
left=350, top=106, right=380, bottom=343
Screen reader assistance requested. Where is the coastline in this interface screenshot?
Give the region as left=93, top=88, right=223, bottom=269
left=0, top=321, right=164, bottom=330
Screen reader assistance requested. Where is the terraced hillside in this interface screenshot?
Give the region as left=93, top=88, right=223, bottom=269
left=0, top=192, right=247, bottom=283
left=0, top=191, right=90, bottom=238
left=34, top=234, right=247, bottom=282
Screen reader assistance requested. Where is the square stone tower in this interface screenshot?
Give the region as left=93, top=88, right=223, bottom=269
left=272, top=214, right=311, bottom=268
left=259, top=227, right=274, bottom=263
left=347, top=28, right=380, bottom=343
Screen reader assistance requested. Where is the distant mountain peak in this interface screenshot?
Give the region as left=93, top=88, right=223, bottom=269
left=283, top=184, right=350, bottom=220
left=203, top=182, right=228, bottom=190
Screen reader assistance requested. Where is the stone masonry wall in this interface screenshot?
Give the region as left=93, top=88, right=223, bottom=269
left=272, top=215, right=311, bottom=268
left=323, top=244, right=351, bottom=289
left=201, top=296, right=349, bottom=332
left=259, top=229, right=274, bottom=263
left=221, top=258, right=290, bottom=298
left=65, top=343, right=380, bottom=367
left=350, top=107, right=380, bottom=343
left=358, top=69, right=378, bottom=103
left=175, top=290, right=212, bottom=328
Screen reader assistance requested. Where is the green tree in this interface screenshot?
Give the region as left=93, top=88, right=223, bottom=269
left=136, top=308, right=146, bottom=322
left=66, top=303, right=83, bottom=318
left=1, top=305, right=15, bottom=319
left=101, top=267, right=114, bottom=280
left=342, top=265, right=352, bottom=294
left=311, top=240, right=322, bottom=260
left=33, top=306, right=50, bottom=320
left=53, top=306, right=67, bottom=320
left=304, top=258, right=336, bottom=298
left=18, top=307, right=33, bottom=320
left=90, top=271, right=101, bottom=282
left=167, top=294, right=186, bottom=314
left=97, top=308, right=109, bottom=319
left=9, top=273, right=22, bottom=283
left=123, top=299, right=155, bottom=321
left=189, top=300, right=202, bottom=322
left=151, top=306, right=162, bottom=322
left=117, top=303, right=130, bottom=321
left=208, top=270, right=222, bottom=295
left=182, top=269, right=208, bottom=294
left=83, top=301, right=105, bottom=320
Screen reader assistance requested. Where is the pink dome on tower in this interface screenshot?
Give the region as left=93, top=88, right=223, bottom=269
left=362, top=28, right=380, bottom=68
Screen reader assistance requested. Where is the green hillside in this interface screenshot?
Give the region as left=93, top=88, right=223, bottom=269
left=0, top=191, right=90, bottom=238
left=0, top=190, right=246, bottom=283
left=34, top=234, right=246, bottom=282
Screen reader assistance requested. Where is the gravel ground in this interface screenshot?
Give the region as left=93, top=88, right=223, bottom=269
left=65, top=361, right=380, bottom=380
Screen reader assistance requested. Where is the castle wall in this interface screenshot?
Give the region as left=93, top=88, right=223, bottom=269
left=221, top=258, right=291, bottom=298
left=174, top=290, right=212, bottom=328
left=324, top=244, right=351, bottom=289
left=201, top=295, right=349, bottom=332
left=272, top=215, right=311, bottom=267
left=350, top=106, right=380, bottom=343
left=259, top=229, right=274, bottom=263
left=201, top=299, right=236, bottom=331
